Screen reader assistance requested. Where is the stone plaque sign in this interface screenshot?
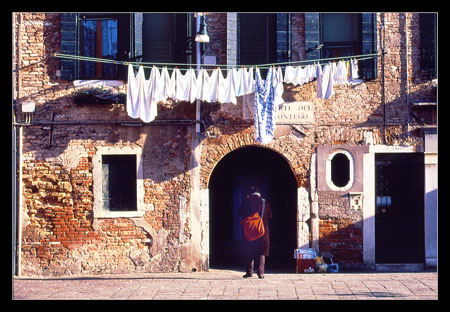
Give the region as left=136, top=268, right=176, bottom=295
left=275, top=101, right=314, bottom=125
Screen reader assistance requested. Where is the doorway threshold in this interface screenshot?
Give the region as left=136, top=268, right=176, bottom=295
left=375, top=263, right=425, bottom=272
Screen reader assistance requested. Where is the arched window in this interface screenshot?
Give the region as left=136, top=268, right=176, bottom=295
left=326, top=149, right=354, bottom=191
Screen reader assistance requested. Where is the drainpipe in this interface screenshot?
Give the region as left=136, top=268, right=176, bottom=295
left=404, top=13, right=410, bottom=138
left=195, top=14, right=201, bottom=135
left=14, top=12, right=23, bottom=277
left=381, top=13, right=386, bottom=144
left=17, top=126, right=23, bottom=277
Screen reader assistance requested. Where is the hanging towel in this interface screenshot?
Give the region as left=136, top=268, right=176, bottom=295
left=175, top=68, right=197, bottom=103
left=201, top=68, right=219, bottom=103
left=243, top=67, right=255, bottom=95
left=140, top=66, right=159, bottom=123
left=254, top=67, right=275, bottom=144
left=126, top=64, right=145, bottom=119
left=283, top=66, right=297, bottom=84
left=217, top=68, right=237, bottom=104
left=350, top=59, right=359, bottom=80
left=334, top=60, right=348, bottom=85
left=273, top=66, right=284, bottom=106
left=231, top=67, right=244, bottom=97
left=317, top=63, right=335, bottom=100
left=306, top=64, right=316, bottom=82
left=315, top=64, right=323, bottom=99
left=159, top=66, right=176, bottom=101
left=126, top=64, right=158, bottom=123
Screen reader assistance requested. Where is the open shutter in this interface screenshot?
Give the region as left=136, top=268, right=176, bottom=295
left=116, top=13, right=139, bottom=81
left=60, top=13, right=78, bottom=80
left=305, top=13, right=320, bottom=62
left=227, top=13, right=238, bottom=66
left=239, top=13, right=269, bottom=66
left=143, top=13, right=173, bottom=64
left=276, top=13, right=291, bottom=62
left=419, top=13, right=437, bottom=79
left=361, top=13, right=378, bottom=80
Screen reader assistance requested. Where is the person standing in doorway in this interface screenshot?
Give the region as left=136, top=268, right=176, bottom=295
left=239, top=185, right=272, bottom=279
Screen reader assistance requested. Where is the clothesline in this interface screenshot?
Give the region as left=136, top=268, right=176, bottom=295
left=53, top=52, right=381, bottom=71
left=125, top=56, right=361, bottom=144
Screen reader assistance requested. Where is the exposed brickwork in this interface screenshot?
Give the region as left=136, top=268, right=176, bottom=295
left=319, top=219, right=363, bottom=265
left=13, top=12, right=435, bottom=275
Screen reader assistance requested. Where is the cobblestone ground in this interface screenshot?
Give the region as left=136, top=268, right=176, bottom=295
left=13, top=270, right=438, bottom=300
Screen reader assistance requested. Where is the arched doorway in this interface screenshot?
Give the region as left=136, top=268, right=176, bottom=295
left=208, top=146, right=298, bottom=272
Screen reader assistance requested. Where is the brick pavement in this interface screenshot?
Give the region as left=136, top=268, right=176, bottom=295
left=13, top=270, right=438, bottom=300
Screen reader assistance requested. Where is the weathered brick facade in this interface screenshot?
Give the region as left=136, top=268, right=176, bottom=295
left=13, top=12, right=437, bottom=276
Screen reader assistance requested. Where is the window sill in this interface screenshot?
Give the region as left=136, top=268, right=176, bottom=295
left=73, top=80, right=125, bottom=88
left=94, top=210, right=145, bottom=219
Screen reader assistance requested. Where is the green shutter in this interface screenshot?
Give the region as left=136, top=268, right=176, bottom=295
left=227, top=13, right=238, bottom=66
left=239, top=13, right=269, bottom=66
left=102, top=155, right=137, bottom=212
left=419, top=13, right=437, bottom=79
left=276, top=13, right=291, bottom=62
left=143, top=13, right=173, bottom=64
left=361, top=13, right=378, bottom=80
left=305, top=13, right=320, bottom=61
left=60, top=13, right=78, bottom=80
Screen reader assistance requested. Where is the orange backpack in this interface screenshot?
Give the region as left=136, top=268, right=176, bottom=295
left=241, top=199, right=265, bottom=241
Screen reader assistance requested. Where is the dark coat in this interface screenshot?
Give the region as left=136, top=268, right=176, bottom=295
left=239, top=193, right=272, bottom=256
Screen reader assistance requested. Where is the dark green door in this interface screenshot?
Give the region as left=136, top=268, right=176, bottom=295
left=375, top=153, right=425, bottom=263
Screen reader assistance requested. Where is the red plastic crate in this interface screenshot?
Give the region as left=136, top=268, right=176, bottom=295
left=296, top=259, right=316, bottom=273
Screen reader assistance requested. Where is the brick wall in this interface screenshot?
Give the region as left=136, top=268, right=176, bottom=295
left=14, top=12, right=435, bottom=275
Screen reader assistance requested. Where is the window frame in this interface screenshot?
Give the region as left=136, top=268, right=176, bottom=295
left=93, top=146, right=145, bottom=219
left=78, top=14, right=120, bottom=80
left=319, top=13, right=362, bottom=59
left=326, top=149, right=355, bottom=191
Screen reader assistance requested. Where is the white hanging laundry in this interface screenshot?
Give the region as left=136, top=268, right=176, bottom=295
left=159, top=67, right=176, bottom=102
left=217, top=68, right=237, bottom=104
left=317, top=63, right=335, bottom=100
left=201, top=68, right=219, bottom=103
left=350, top=59, right=359, bottom=80
left=175, top=68, right=197, bottom=103
left=334, top=60, right=348, bottom=85
left=242, top=67, right=255, bottom=95
left=273, top=66, right=284, bottom=106
left=231, top=67, right=244, bottom=97
left=284, top=64, right=318, bottom=86
left=136, top=66, right=158, bottom=123
left=284, top=66, right=297, bottom=84
left=190, top=68, right=200, bottom=103
left=308, top=64, right=319, bottom=81
left=315, top=64, right=323, bottom=99
left=126, top=64, right=145, bottom=119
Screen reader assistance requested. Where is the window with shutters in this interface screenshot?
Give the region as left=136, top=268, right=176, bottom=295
left=141, top=13, right=193, bottom=77
left=79, top=15, right=119, bottom=79
left=305, top=13, right=377, bottom=79
left=93, top=147, right=145, bottom=218
left=239, top=13, right=278, bottom=66
left=60, top=13, right=140, bottom=81
left=102, top=155, right=137, bottom=211
left=419, top=13, right=437, bottom=79
left=320, top=13, right=362, bottom=58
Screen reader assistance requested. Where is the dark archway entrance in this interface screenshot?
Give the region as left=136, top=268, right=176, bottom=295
left=208, top=146, right=298, bottom=272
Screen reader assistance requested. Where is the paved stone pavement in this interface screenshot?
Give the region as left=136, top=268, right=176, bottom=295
left=13, top=270, right=438, bottom=300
